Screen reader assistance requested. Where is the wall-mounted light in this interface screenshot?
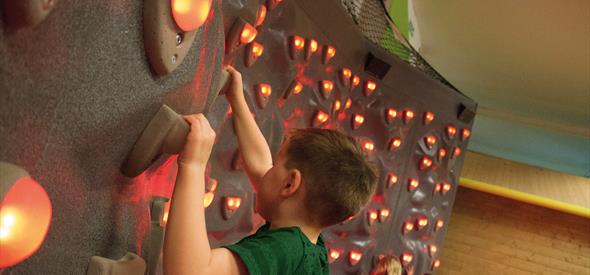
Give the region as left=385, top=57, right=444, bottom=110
left=305, top=38, right=318, bottom=61
left=362, top=140, right=375, bottom=153
left=385, top=108, right=397, bottom=124
left=416, top=216, right=428, bottom=229
left=388, top=137, right=402, bottom=151
left=283, top=80, right=303, bottom=99
left=379, top=209, right=390, bottom=222
left=364, top=80, right=376, bottom=96
left=408, top=178, right=419, bottom=191
left=424, top=135, right=436, bottom=148
left=433, top=259, right=441, bottom=269
left=387, top=173, right=398, bottom=187
left=453, top=147, right=462, bottom=158
left=171, top=0, right=212, bottom=32
left=255, top=84, right=272, bottom=109
left=0, top=163, right=52, bottom=268
left=403, top=221, right=414, bottom=234
left=254, top=4, right=267, bottom=26
left=446, top=125, right=457, bottom=139
left=344, top=98, right=352, bottom=109
left=226, top=18, right=257, bottom=54
left=423, top=111, right=435, bottom=125
left=339, top=68, right=352, bottom=86
left=419, top=156, right=433, bottom=170
left=352, top=114, right=365, bottom=130
left=429, top=244, right=437, bottom=256
left=245, top=41, right=264, bottom=67
left=322, top=45, right=336, bottom=64
left=312, top=110, right=329, bottom=127
left=442, top=182, right=451, bottom=194
left=319, top=80, right=333, bottom=99
left=328, top=249, right=341, bottom=263
left=367, top=210, right=378, bottom=226
left=222, top=196, right=242, bottom=220
left=437, top=148, right=447, bottom=161
left=402, top=110, right=414, bottom=124
left=461, top=129, right=471, bottom=140
left=435, top=219, right=444, bottom=231
left=348, top=250, right=362, bottom=266
left=401, top=252, right=413, bottom=266
left=351, top=75, right=361, bottom=88
left=331, top=100, right=342, bottom=114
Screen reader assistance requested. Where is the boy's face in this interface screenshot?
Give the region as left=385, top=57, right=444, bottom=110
left=256, top=145, right=290, bottom=221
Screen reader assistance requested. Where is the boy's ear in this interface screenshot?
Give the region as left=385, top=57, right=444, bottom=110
left=281, top=168, right=302, bottom=197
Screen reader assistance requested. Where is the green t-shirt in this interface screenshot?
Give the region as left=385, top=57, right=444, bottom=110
left=224, top=223, right=329, bottom=275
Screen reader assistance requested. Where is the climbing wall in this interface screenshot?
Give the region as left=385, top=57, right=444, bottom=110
left=0, top=0, right=476, bottom=274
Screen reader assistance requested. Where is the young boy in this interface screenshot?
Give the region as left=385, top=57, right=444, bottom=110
left=163, top=66, right=377, bottom=275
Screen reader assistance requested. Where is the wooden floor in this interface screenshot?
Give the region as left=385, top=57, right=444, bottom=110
left=461, top=151, right=590, bottom=208
left=437, top=187, right=590, bottom=275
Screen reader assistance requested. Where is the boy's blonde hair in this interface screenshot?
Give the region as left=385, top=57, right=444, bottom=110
left=371, top=255, right=402, bottom=275
left=283, top=128, right=377, bottom=227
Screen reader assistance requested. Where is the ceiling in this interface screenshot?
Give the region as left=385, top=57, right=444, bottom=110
left=400, top=0, right=590, bottom=177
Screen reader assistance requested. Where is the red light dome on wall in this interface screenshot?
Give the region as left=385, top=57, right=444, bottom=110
left=0, top=166, right=52, bottom=268
left=171, top=0, right=212, bottom=32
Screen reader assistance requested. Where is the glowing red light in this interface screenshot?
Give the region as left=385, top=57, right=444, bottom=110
left=309, top=39, right=318, bottom=53
left=250, top=42, right=264, bottom=57
left=364, top=80, right=376, bottom=96
left=434, top=183, right=442, bottom=193
left=171, top=0, right=212, bottom=32
left=352, top=114, right=365, bottom=130
left=401, top=252, right=413, bottom=265
left=293, top=82, right=303, bottom=94
left=403, top=110, right=414, bottom=123
left=332, top=100, right=342, bottom=113
left=438, top=148, right=447, bottom=160
left=362, top=141, right=375, bottom=152
left=258, top=84, right=272, bottom=97
left=293, top=35, right=305, bottom=50
left=240, top=23, right=258, bottom=44
left=387, top=173, right=398, bottom=187
left=424, top=112, right=435, bottom=125
left=255, top=5, right=267, bottom=26
left=349, top=250, right=362, bottom=266
left=442, top=182, right=452, bottom=194
left=446, top=125, right=457, bottom=138
left=351, top=75, right=360, bottom=87
left=420, top=156, right=433, bottom=170
left=433, top=259, right=441, bottom=269
left=453, top=147, right=462, bottom=158
left=368, top=210, right=378, bottom=225
left=436, top=219, right=444, bottom=230
left=424, top=135, right=436, bottom=147
left=226, top=197, right=242, bottom=211
left=461, top=129, right=471, bottom=140
left=379, top=209, right=390, bottom=222
left=328, top=249, right=341, bottom=263
left=403, top=221, right=414, bottom=232
left=408, top=178, right=419, bottom=191
left=389, top=137, right=402, bottom=150
left=417, top=217, right=428, bottom=229
left=326, top=46, right=336, bottom=57
left=344, top=98, right=352, bottom=109
left=0, top=177, right=52, bottom=267
left=314, top=110, right=329, bottom=126
left=385, top=108, right=397, bottom=123
left=321, top=80, right=333, bottom=92
left=341, top=68, right=352, bottom=79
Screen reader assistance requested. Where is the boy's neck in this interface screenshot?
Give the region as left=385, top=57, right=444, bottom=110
left=269, top=220, right=322, bottom=244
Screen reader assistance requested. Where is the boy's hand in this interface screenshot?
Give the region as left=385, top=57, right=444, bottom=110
left=224, top=65, right=245, bottom=104
left=178, top=114, right=216, bottom=168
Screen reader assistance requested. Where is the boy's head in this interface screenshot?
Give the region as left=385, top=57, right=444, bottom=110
left=371, top=255, right=402, bottom=275
left=258, top=128, right=377, bottom=227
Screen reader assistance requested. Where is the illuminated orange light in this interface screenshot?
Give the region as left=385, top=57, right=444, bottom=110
left=327, top=46, right=336, bottom=57
left=453, top=147, right=462, bottom=158
left=433, top=259, right=441, bottom=269
left=349, top=250, right=362, bottom=266
left=417, top=217, right=429, bottom=228
left=385, top=108, right=397, bottom=124
left=446, top=125, right=457, bottom=138
left=364, top=81, right=376, bottom=96
left=321, top=80, right=333, bottom=92
left=408, top=178, right=419, bottom=191
left=403, top=110, right=414, bottom=123
left=258, top=84, right=272, bottom=97
left=387, top=173, right=398, bottom=187
left=368, top=210, right=378, bottom=225
left=442, top=182, right=452, bottom=194
left=401, top=252, right=413, bottom=265
left=353, top=114, right=365, bottom=129
left=363, top=141, right=375, bottom=152
left=434, top=183, right=442, bottom=193
left=240, top=23, right=258, bottom=44
left=424, top=112, right=435, bottom=125
left=315, top=111, right=329, bottom=125
left=171, top=0, right=212, bottom=32
left=203, top=192, right=214, bottom=208
left=255, top=5, right=267, bottom=26
left=379, top=209, right=390, bottom=222
left=436, top=219, right=444, bottom=230
left=438, top=148, right=447, bottom=160
left=351, top=75, right=360, bottom=87
left=0, top=177, right=52, bottom=268
left=332, top=100, right=342, bottom=113
left=309, top=39, right=318, bottom=53
left=404, top=221, right=414, bottom=232
left=425, top=135, right=436, bottom=147
left=226, top=197, right=242, bottom=211
left=162, top=202, right=170, bottom=225
left=420, top=156, right=433, bottom=170
left=429, top=245, right=438, bottom=254
left=293, top=36, right=305, bottom=50
left=344, top=98, right=352, bottom=109
left=341, top=68, right=352, bottom=79
left=251, top=42, right=264, bottom=57
left=389, top=137, right=402, bottom=150
left=293, top=82, right=303, bottom=94
left=461, top=129, right=471, bottom=140
left=329, top=249, right=341, bottom=262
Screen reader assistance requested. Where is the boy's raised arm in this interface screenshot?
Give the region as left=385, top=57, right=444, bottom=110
left=163, top=114, right=246, bottom=275
left=225, top=66, right=274, bottom=189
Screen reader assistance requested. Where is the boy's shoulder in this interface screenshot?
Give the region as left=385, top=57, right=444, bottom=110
left=223, top=223, right=329, bottom=275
